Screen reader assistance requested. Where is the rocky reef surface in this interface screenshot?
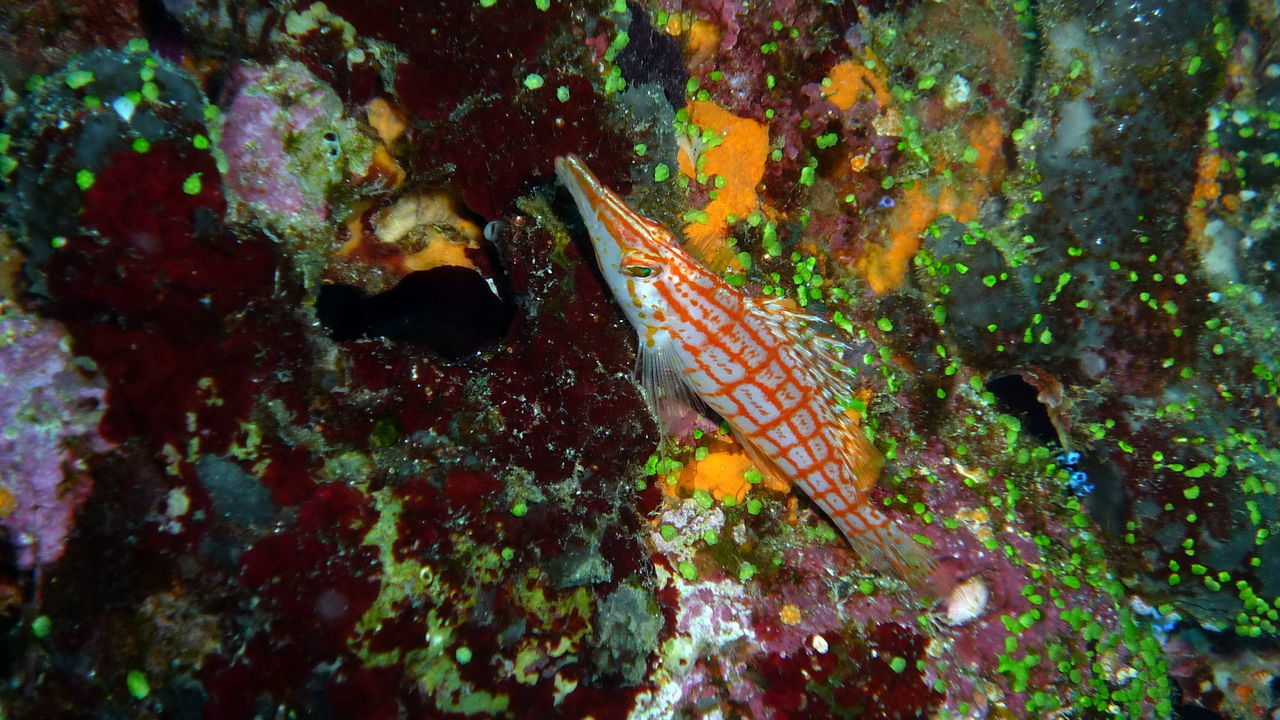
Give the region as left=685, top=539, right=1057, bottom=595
left=0, top=0, right=1278, bottom=718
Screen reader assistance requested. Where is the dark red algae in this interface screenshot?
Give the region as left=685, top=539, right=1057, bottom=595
left=46, top=143, right=302, bottom=449
left=751, top=625, right=940, bottom=720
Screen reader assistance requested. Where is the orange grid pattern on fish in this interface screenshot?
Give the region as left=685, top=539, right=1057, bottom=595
left=651, top=273, right=880, bottom=541
left=554, top=154, right=935, bottom=592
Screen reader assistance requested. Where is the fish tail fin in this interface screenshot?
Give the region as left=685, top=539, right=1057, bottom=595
left=839, top=506, right=942, bottom=598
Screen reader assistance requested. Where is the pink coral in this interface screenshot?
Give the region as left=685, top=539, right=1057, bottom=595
left=0, top=307, right=110, bottom=568
left=217, top=60, right=346, bottom=233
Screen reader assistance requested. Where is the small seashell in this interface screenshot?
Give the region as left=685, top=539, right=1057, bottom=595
left=945, top=576, right=990, bottom=626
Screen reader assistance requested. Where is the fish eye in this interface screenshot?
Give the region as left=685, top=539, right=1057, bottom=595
left=620, top=251, right=661, bottom=279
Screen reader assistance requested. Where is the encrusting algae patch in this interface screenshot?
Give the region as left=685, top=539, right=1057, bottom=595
left=0, top=486, right=15, bottom=519
left=855, top=113, right=1007, bottom=294
left=823, top=59, right=892, bottom=111
left=664, top=12, right=721, bottom=66
left=674, top=449, right=789, bottom=505
left=677, top=100, right=769, bottom=251
left=366, top=97, right=408, bottom=146
left=1186, top=148, right=1225, bottom=248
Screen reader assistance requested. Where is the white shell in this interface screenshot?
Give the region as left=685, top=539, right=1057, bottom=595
left=945, top=576, right=991, bottom=626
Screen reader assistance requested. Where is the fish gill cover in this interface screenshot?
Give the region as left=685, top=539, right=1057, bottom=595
left=0, top=0, right=1276, bottom=719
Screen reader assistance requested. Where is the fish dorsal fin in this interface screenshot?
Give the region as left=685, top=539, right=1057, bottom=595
left=744, top=296, right=885, bottom=490
left=636, top=335, right=706, bottom=442
left=744, top=296, right=861, bottom=400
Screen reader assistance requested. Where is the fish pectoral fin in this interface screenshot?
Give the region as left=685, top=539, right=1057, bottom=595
left=728, top=427, right=793, bottom=492
left=683, top=231, right=738, bottom=275
left=636, top=337, right=706, bottom=439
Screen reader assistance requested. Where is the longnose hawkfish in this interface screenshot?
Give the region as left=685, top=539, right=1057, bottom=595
left=555, top=154, right=936, bottom=592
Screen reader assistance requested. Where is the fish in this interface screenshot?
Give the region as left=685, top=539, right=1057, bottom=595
left=554, top=153, right=936, bottom=590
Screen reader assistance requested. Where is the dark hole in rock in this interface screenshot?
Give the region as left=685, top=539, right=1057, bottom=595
left=615, top=1, right=689, bottom=108
left=316, top=267, right=514, bottom=360
left=985, top=374, right=1058, bottom=446
left=1178, top=704, right=1225, bottom=720
left=138, top=0, right=187, bottom=62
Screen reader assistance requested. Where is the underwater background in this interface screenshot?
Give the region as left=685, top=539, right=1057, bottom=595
left=0, top=0, right=1279, bottom=718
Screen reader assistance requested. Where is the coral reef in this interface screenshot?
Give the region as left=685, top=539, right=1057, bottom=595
left=217, top=58, right=377, bottom=240
left=0, top=0, right=1278, bottom=718
left=0, top=305, right=109, bottom=569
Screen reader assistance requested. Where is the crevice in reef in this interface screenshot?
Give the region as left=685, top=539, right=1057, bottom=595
left=985, top=373, right=1058, bottom=446
left=316, top=266, right=514, bottom=359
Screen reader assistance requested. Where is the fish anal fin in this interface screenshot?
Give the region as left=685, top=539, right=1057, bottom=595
left=834, top=412, right=885, bottom=493
left=727, top=427, right=793, bottom=493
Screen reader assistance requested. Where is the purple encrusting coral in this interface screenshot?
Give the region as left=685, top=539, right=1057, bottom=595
left=219, top=64, right=317, bottom=219
left=218, top=59, right=374, bottom=238
left=0, top=307, right=109, bottom=568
